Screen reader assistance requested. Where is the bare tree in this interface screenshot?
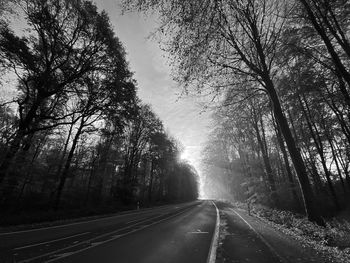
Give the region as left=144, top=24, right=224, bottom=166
left=124, top=0, right=324, bottom=224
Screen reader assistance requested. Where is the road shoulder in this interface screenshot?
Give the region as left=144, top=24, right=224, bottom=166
left=216, top=202, right=333, bottom=263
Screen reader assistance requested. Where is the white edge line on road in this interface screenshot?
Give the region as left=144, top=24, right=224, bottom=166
left=19, top=204, right=199, bottom=263
left=14, top=232, right=91, bottom=250
left=231, top=209, right=288, bottom=263
left=0, top=203, right=195, bottom=236
left=207, top=201, right=220, bottom=263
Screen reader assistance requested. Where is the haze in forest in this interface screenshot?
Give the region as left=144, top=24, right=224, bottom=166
left=95, top=0, right=212, bottom=182
left=2, top=1, right=350, bottom=262
left=1, top=0, right=350, bottom=235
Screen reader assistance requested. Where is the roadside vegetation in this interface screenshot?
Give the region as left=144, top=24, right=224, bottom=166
left=125, top=0, right=350, bottom=258
left=0, top=0, right=198, bottom=226
left=232, top=201, right=350, bottom=263
left=124, top=0, right=350, bottom=225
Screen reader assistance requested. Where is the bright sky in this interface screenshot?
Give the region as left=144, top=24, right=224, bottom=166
left=94, top=0, right=211, bottom=176
left=1, top=0, right=211, bottom=184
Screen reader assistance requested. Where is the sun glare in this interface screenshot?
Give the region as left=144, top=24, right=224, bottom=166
left=179, top=147, right=207, bottom=199
left=180, top=151, right=189, bottom=161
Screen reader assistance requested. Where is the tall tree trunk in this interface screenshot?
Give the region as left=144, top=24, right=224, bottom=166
left=17, top=133, right=47, bottom=203
left=328, top=137, right=346, bottom=194
left=99, top=133, right=114, bottom=199
left=318, top=2, right=350, bottom=58
left=299, top=94, right=340, bottom=210
left=322, top=91, right=350, bottom=145
left=84, top=159, right=95, bottom=206
left=299, top=0, right=350, bottom=100
left=309, top=153, right=323, bottom=194
left=0, top=131, right=24, bottom=187
left=238, top=146, right=252, bottom=179
left=272, top=113, right=301, bottom=208
left=140, top=157, right=148, bottom=202
left=53, top=118, right=84, bottom=210
left=265, top=77, right=324, bottom=225
left=55, top=118, right=75, bottom=181
left=0, top=99, right=42, bottom=186
left=333, top=141, right=350, bottom=189
left=252, top=106, right=278, bottom=207
left=158, top=169, right=165, bottom=200
left=148, top=160, right=154, bottom=203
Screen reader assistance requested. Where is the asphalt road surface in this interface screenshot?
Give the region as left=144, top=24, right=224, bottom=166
left=0, top=200, right=333, bottom=263
left=216, top=202, right=333, bottom=263
left=0, top=201, right=218, bottom=263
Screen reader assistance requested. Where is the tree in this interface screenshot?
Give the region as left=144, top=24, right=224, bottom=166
left=124, top=0, right=324, bottom=224
left=53, top=64, right=137, bottom=209
left=0, top=0, right=131, bottom=186
left=297, top=0, right=350, bottom=102
left=0, top=0, right=199, bottom=214
left=119, top=104, right=162, bottom=203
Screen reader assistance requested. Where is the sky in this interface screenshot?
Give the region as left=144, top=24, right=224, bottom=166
left=94, top=0, right=212, bottom=177
left=0, top=0, right=212, bottom=192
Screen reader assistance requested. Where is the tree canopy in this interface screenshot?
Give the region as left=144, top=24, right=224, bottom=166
left=124, top=0, right=350, bottom=225
left=0, top=0, right=199, bottom=216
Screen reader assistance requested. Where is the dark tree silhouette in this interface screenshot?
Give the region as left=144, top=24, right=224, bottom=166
left=123, top=0, right=324, bottom=225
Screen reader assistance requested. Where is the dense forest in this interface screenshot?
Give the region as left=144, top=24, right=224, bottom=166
left=0, top=0, right=198, bottom=223
left=125, top=0, right=350, bottom=225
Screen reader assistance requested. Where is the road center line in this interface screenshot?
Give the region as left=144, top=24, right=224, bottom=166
left=14, top=232, right=91, bottom=251
left=43, top=205, right=198, bottom=263
left=127, top=216, right=156, bottom=224
left=18, top=204, right=198, bottom=263
left=0, top=203, right=195, bottom=236
left=17, top=213, right=165, bottom=263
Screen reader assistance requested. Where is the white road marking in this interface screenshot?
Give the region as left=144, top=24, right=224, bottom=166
left=18, top=204, right=199, bottom=263
left=207, top=201, right=220, bottom=263
left=0, top=203, right=194, bottom=236
left=231, top=209, right=289, bottom=263
left=43, top=205, right=198, bottom=263
left=14, top=232, right=90, bottom=250
left=90, top=242, right=103, bottom=246
left=16, top=213, right=162, bottom=263
left=127, top=217, right=149, bottom=224
left=52, top=252, right=75, bottom=258
left=188, top=229, right=209, bottom=234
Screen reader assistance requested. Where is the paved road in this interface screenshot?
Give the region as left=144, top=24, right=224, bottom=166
left=216, top=202, right=333, bottom=263
left=1, top=200, right=332, bottom=263
left=0, top=201, right=217, bottom=263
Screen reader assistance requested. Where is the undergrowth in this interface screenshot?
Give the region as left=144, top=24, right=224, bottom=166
left=233, top=201, right=350, bottom=263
